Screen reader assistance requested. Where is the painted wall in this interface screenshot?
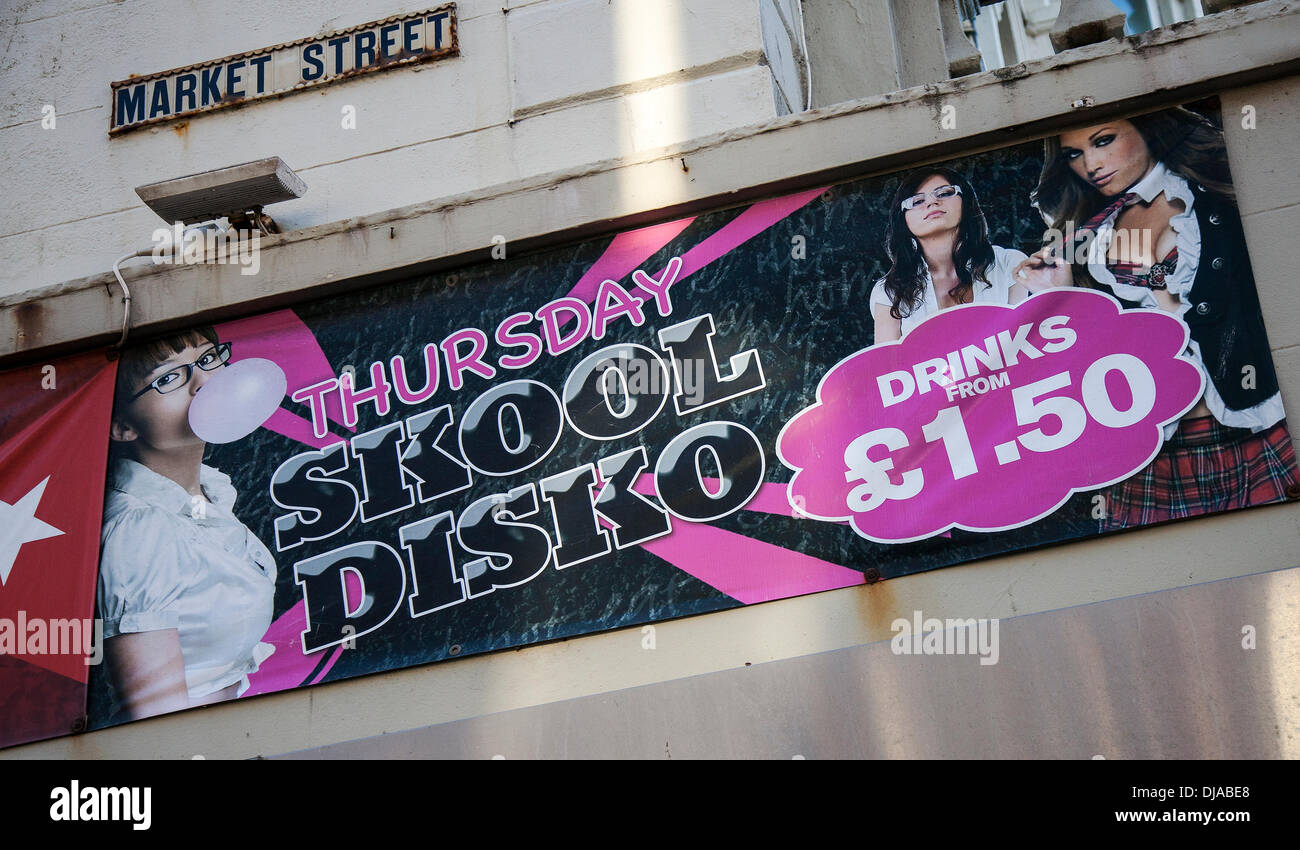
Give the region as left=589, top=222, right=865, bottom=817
left=0, top=0, right=785, bottom=298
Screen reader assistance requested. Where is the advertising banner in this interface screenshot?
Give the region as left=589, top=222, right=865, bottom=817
left=4, top=99, right=1294, bottom=738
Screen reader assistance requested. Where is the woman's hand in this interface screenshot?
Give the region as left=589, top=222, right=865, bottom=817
left=1013, top=246, right=1074, bottom=293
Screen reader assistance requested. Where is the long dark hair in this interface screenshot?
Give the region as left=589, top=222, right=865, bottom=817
left=1032, top=106, right=1235, bottom=285
left=881, top=167, right=995, bottom=320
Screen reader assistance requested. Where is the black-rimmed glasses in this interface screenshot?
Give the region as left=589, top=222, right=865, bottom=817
left=900, top=184, right=962, bottom=211
left=129, top=342, right=233, bottom=401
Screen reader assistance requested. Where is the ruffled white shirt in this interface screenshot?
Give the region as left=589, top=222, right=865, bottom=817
left=870, top=244, right=1029, bottom=337
left=1086, top=162, right=1285, bottom=433
left=98, top=459, right=276, bottom=700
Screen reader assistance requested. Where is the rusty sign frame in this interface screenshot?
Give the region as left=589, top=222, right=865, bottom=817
left=108, top=4, right=459, bottom=136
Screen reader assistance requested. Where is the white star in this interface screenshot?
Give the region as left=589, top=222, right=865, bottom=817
left=0, top=477, right=64, bottom=586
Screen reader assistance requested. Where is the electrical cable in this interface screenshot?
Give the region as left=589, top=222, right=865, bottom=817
left=797, top=0, right=813, bottom=110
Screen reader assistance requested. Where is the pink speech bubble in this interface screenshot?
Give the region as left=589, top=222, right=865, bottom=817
left=777, top=289, right=1205, bottom=542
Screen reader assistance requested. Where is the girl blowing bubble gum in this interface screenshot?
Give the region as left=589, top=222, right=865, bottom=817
left=97, top=326, right=279, bottom=721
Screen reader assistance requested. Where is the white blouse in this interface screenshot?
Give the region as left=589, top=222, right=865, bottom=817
left=98, top=459, right=276, bottom=700
left=1085, top=162, right=1284, bottom=433
left=870, top=245, right=1029, bottom=337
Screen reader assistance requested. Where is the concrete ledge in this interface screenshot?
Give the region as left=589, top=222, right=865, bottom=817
left=3, top=0, right=1299, bottom=366
left=6, top=497, right=1296, bottom=759
left=272, top=568, right=1300, bottom=759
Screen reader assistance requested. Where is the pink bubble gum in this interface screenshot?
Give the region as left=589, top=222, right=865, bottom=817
left=189, top=358, right=289, bottom=444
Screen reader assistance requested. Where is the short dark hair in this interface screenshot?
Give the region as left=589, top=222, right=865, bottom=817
left=113, top=326, right=220, bottom=417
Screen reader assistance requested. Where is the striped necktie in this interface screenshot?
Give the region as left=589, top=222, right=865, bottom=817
left=1078, top=191, right=1140, bottom=236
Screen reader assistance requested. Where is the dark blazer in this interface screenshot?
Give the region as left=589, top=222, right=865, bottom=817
left=1181, top=182, right=1279, bottom=412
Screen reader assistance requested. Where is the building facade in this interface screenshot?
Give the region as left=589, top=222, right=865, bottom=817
left=1, top=0, right=1298, bottom=758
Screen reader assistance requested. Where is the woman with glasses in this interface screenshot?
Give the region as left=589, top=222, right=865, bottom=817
left=97, top=326, right=277, bottom=722
left=871, top=167, right=1030, bottom=342
left=1021, top=106, right=1297, bottom=530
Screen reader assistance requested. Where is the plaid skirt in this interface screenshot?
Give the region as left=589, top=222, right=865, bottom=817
left=1100, top=417, right=1300, bottom=532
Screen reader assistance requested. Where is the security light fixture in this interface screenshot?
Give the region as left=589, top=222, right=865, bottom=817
left=109, top=158, right=305, bottom=349
left=134, top=156, right=306, bottom=232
